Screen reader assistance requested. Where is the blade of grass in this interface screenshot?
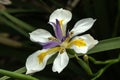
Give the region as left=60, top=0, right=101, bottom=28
left=0, top=68, right=39, bottom=80
left=0, top=36, right=22, bottom=47
left=0, top=16, right=28, bottom=37
left=88, top=37, right=120, bottom=54
left=49, top=0, right=63, bottom=7
left=6, top=9, right=42, bottom=13
left=0, top=10, right=35, bottom=31
left=0, top=67, right=26, bottom=80
left=38, top=0, right=52, bottom=13
left=112, top=0, right=120, bottom=37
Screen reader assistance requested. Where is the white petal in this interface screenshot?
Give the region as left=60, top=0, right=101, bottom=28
left=71, top=45, right=88, bottom=54
left=70, top=34, right=98, bottom=54
left=49, top=8, right=72, bottom=26
left=52, top=50, right=69, bottom=73
left=26, top=49, right=56, bottom=74
left=70, top=18, right=96, bottom=36
left=29, top=29, right=53, bottom=43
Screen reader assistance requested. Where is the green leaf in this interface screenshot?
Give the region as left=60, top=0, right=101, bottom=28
left=0, top=68, right=38, bottom=80
left=88, top=37, right=120, bottom=54
left=0, top=67, right=26, bottom=80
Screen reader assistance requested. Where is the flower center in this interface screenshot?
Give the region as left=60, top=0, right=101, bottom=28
left=60, top=36, right=70, bottom=49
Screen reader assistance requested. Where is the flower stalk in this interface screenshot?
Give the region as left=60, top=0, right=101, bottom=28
left=74, top=54, right=93, bottom=75
left=90, top=54, right=120, bottom=80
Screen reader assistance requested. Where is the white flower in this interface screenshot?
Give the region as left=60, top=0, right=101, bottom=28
left=26, top=8, right=98, bottom=74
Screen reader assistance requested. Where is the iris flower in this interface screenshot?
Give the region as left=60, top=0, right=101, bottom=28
left=26, top=8, right=98, bottom=74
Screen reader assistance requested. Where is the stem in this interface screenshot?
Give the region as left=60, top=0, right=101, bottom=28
left=91, top=63, right=112, bottom=80
left=0, top=69, right=38, bottom=80
left=89, top=56, right=119, bottom=64
left=74, top=54, right=93, bottom=75
left=91, top=54, right=120, bottom=80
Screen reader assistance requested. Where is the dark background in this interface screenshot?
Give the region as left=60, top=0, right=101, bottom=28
left=0, top=0, right=120, bottom=80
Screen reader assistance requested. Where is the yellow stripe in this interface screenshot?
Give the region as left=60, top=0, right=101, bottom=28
left=59, top=20, right=63, bottom=28
left=59, top=20, right=65, bottom=36
left=68, top=39, right=86, bottom=48
left=37, top=47, right=60, bottom=64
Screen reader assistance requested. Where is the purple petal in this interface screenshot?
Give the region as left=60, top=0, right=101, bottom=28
left=42, top=41, right=60, bottom=49
left=55, top=19, right=64, bottom=41
left=61, top=30, right=69, bottom=42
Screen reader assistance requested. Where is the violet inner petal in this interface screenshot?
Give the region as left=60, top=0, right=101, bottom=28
left=54, top=19, right=64, bottom=41
left=42, top=41, right=61, bottom=49
left=62, top=30, right=69, bottom=42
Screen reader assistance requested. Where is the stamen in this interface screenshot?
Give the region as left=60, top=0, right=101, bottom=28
left=60, top=37, right=71, bottom=48
left=60, top=48, right=65, bottom=54
left=48, top=37, right=58, bottom=41
left=69, top=31, right=74, bottom=38
left=70, top=31, right=74, bottom=36
left=48, top=37, right=54, bottom=40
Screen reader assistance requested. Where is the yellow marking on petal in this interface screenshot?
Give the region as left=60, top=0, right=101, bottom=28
left=59, top=20, right=66, bottom=36
left=59, top=20, right=64, bottom=28
left=37, top=47, right=60, bottom=64
left=68, top=39, right=86, bottom=48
